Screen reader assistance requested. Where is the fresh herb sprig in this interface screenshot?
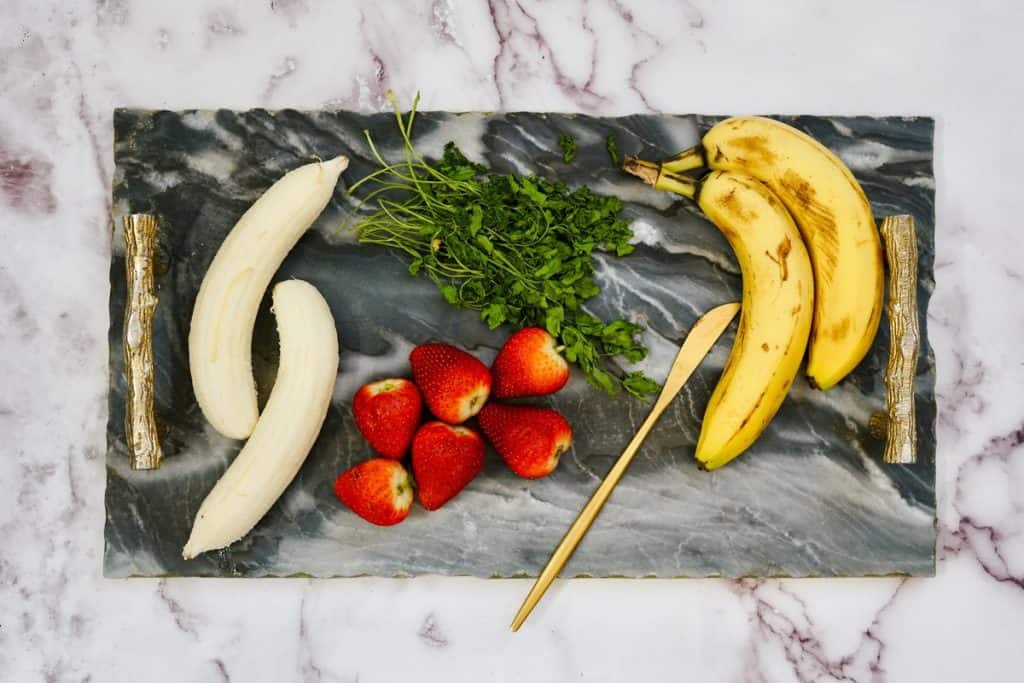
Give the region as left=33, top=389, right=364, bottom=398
left=606, top=133, right=621, bottom=166
left=557, top=134, right=577, bottom=163
left=345, top=93, right=660, bottom=399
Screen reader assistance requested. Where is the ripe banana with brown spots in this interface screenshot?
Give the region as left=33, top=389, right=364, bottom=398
left=661, top=117, right=883, bottom=390
left=623, top=161, right=814, bottom=469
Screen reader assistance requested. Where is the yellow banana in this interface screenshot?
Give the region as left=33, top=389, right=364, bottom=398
left=661, top=117, right=883, bottom=390
left=623, top=160, right=814, bottom=469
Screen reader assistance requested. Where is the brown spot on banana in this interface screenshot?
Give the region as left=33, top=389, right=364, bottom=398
left=781, top=169, right=817, bottom=211
left=764, top=236, right=791, bottom=282
left=761, top=343, right=770, bottom=352
left=716, top=186, right=759, bottom=222
left=718, top=187, right=737, bottom=210
left=731, top=389, right=768, bottom=442
left=828, top=315, right=851, bottom=340
left=777, top=236, right=791, bottom=281
left=778, top=169, right=839, bottom=278
left=725, top=136, right=778, bottom=165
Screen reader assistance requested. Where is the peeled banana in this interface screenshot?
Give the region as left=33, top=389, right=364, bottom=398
left=183, top=280, right=339, bottom=559
left=623, top=160, right=813, bottom=469
left=189, top=155, right=348, bottom=439
left=661, top=117, right=882, bottom=390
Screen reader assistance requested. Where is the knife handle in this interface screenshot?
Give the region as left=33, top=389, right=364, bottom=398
left=510, top=404, right=665, bottom=632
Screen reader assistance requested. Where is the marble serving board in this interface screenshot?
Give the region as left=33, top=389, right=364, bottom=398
left=105, top=109, right=936, bottom=578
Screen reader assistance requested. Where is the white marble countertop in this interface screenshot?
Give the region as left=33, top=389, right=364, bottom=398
left=2, top=1, right=1023, bottom=681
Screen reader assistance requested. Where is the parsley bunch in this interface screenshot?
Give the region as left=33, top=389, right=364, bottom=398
left=346, top=94, right=660, bottom=399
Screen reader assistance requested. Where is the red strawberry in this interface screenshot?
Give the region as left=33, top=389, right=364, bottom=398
left=491, top=327, right=569, bottom=398
left=409, top=343, right=491, bottom=425
left=477, top=403, right=573, bottom=479
left=333, top=459, right=414, bottom=526
left=353, top=378, right=423, bottom=459
left=411, top=422, right=486, bottom=510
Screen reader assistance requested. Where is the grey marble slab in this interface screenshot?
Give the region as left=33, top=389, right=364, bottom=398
left=105, top=109, right=935, bottom=578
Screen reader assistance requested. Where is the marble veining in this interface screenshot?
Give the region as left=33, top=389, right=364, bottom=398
left=3, top=1, right=1024, bottom=681
left=105, top=109, right=935, bottom=579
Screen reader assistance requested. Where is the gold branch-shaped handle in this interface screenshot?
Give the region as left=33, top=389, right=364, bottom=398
left=123, top=214, right=163, bottom=470
left=879, top=215, right=919, bottom=464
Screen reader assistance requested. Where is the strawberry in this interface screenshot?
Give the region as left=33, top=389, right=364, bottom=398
left=409, top=343, right=491, bottom=425
left=477, top=402, right=573, bottom=479
left=491, top=327, right=570, bottom=398
left=411, top=422, right=486, bottom=510
left=333, top=458, right=414, bottom=526
left=353, top=378, right=423, bottom=459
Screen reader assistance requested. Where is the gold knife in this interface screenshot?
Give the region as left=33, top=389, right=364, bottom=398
left=510, top=302, right=741, bottom=632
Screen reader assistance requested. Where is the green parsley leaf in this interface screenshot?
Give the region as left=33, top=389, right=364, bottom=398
left=606, top=133, right=621, bottom=167
left=622, top=372, right=662, bottom=398
left=558, top=134, right=577, bottom=163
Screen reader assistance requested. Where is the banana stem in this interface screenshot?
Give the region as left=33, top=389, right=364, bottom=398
left=660, top=146, right=706, bottom=174
left=622, top=156, right=660, bottom=185
left=622, top=156, right=698, bottom=200
left=654, top=170, right=699, bottom=200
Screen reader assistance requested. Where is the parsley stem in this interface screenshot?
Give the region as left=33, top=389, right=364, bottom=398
left=340, top=93, right=660, bottom=399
